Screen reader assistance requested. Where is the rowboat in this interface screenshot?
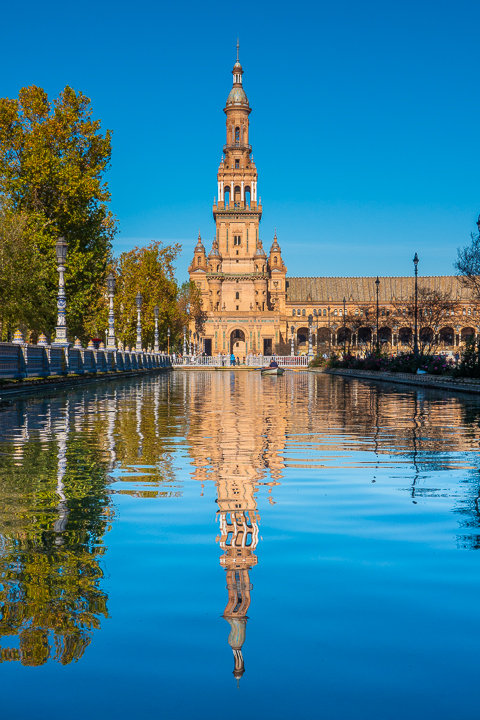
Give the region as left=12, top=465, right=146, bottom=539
left=260, top=366, right=285, bottom=376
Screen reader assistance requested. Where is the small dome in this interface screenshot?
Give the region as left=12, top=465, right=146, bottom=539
left=226, top=87, right=249, bottom=106
left=208, top=239, right=221, bottom=258
left=254, top=241, right=266, bottom=258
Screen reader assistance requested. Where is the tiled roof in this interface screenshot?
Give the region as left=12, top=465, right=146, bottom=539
left=285, top=276, right=472, bottom=303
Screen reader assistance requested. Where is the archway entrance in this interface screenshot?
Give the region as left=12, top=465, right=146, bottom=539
left=230, top=328, right=246, bottom=358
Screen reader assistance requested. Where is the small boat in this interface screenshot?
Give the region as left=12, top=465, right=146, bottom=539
left=261, top=366, right=285, bottom=376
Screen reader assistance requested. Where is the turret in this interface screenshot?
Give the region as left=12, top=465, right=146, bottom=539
left=189, top=231, right=207, bottom=272
left=268, top=230, right=287, bottom=313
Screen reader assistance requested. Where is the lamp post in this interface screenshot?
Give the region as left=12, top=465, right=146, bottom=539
left=52, top=237, right=69, bottom=346
left=153, top=306, right=159, bottom=352
left=290, top=325, right=295, bottom=356
left=343, top=296, right=346, bottom=355
left=167, top=327, right=171, bottom=355
left=183, top=325, right=187, bottom=357
left=189, top=329, right=193, bottom=356
left=393, top=324, right=399, bottom=355
left=308, top=314, right=314, bottom=361
left=107, top=271, right=116, bottom=349
left=413, top=253, right=419, bottom=356
left=328, top=306, right=331, bottom=356
left=375, top=277, right=380, bottom=352
left=135, top=292, right=142, bottom=351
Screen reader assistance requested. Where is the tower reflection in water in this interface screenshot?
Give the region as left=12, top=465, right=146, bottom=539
left=187, top=370, right=284, bottom=683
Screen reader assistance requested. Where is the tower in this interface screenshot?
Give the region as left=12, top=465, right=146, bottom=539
left=189, top=43, right=285, bottom=358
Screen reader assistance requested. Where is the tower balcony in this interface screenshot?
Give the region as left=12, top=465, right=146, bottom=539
left=223, top=142, right=252, bottom=154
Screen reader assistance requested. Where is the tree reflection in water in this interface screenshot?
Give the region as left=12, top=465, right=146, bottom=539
left=0, top=376, right=182, bottom=666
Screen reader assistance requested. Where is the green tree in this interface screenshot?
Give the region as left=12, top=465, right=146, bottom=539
left=0, top=85, right=116, bottom=339
left=0, top=200, right=52, bottom=338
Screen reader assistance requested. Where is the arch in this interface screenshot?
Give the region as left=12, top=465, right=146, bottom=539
left=419, top=326, right=434, bottom=346
left=399, top=327, right=412, bottom=345
left=234, top=185, right=241, bottom=206
left=439, top=326, right=454, bottom=345
left=378, top=326, right=392, bottom=344
left=461, top=326, right=475, bottom=342
left=230, top=328, right=246, bottom=355
left=245, top=186, right=251, bottom=207
left=337, top=327, right=352, bottom=344
left=274, top=256, right=278, bottom=265
left=197, top=256, right=201, bottom=265
left=296, top=327, right=309, bottom=345
left=358, top=327, right=372, bottom=345
left=235, top=126, right=240, bottom=142
left=317, top=327, right=331, bottom=345
left=224, top=186, right=230, bottom=207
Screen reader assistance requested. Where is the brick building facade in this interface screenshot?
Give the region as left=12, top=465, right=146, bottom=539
left=189, top=47, right=475, bottom=356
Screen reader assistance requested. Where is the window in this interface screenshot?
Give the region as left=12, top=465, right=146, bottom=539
left=297, top=309, right=301, bottom=316
left=274, top=256, right=278, bottom=264
left=334, top=309, right=338, bottom=316
left=197, top=257, right=200, bottom=265
left=235, top=159, right=239, bottom=169
left=323, top=309, right=327, bottom=316
left=234, top=235, right=241, bottom=246
left=236, top=305, right=239, bottom=310
left=292, top=309, right=295, bottom=316
left=313, top=309, right=317, bottom=316
left=235, top=127, right=240, bottom=142
left=302, top=309, right=306, bottom=316
left=236, top=292, right=239, bottom=299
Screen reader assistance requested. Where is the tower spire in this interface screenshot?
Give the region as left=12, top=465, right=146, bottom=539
left=236, top=38, right=239, bottom=62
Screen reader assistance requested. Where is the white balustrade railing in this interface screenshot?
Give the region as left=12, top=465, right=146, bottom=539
left=171, top=354, right=309, bottom=368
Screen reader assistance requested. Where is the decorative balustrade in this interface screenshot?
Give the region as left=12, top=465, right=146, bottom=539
left=171, top=355, right=309, bottom=368
left=0, top=342, right=172, bottom=381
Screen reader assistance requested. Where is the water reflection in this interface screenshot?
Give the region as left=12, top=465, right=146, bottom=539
left=1, top=371, right=480, bottom=677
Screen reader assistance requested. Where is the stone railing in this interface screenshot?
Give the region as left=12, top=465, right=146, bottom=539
left=0, top=342, right=171, bottom=381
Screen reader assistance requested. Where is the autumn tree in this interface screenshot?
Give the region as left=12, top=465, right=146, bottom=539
left=0, top=85, right=116, bottom=338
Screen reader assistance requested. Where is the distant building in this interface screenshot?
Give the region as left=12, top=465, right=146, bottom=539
left=189, top=47, right=475, bottom=355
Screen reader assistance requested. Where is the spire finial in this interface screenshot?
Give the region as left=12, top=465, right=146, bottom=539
left=236, top=38, right=239, bottom=62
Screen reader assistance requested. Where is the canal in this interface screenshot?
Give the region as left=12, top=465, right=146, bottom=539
left=1, top=370, right=479, bottom=719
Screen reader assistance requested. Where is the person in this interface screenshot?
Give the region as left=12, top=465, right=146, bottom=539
left=269, top=357, right=278, bottom=368
left=230, top=352, right=236, bottom=366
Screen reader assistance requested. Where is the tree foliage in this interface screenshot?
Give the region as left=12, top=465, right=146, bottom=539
left=0, top=200, right=52, bottom=337
left=85, top=241, right=207, bottom=350
left=455, top=223, right=480, bottom=304
left=0, top=85, right=116, bottom=338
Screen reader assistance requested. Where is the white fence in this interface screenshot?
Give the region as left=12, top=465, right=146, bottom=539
left=171, top=355, right=309, bottom=368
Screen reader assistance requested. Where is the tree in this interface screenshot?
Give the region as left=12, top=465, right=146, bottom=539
left=0, top=85, right=116, bottom=339
left=455, top=218, right=480, bottom=303
left=177, top=280, right=207, bottom=336
left=392, top=287, right=460, bottom=354
left=0, top=200, right=52, bottom=338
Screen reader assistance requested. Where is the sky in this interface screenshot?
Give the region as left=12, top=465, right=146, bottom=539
left=1, top=0, right=479, bottom=282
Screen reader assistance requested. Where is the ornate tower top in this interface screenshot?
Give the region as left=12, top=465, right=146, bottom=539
left=225, top=40, right=249, bottom=110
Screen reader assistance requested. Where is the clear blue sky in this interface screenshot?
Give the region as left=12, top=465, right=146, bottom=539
left=2, top=0, right=479, bottom=282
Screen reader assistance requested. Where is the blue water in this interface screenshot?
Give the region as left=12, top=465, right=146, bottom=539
left=0, top=370, right=479, bottom=719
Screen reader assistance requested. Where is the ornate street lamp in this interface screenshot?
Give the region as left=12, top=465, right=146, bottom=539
left=52, top=237, right=69, bottom=346
left=167, top=327, right=171, bottom=355
left=307, top=314, right=314, bottom=360
left=413, top=253, right=419, bottom=356
left=328, top=306, right=331, bottom=355
left=343, top=296, right=347, bottom=354
left=290, top=324, right=295, bottom=356
left=189, top=328, right=193, bottom=356
left=135, top=292, right=142, bottom=351
left=154, top=305, right=159, bottom=352
left=106, top=271, right=116, bottom=349
left=375, top=277, right=380, bottom=352
left=183, top=325, right=187, bottom=357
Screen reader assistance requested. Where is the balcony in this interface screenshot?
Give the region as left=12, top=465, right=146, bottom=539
left=223, top=142, right=252, bottom=153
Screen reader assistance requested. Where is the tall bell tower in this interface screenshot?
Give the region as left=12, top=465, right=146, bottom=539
left=189, top=43, right=286, bottom=357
